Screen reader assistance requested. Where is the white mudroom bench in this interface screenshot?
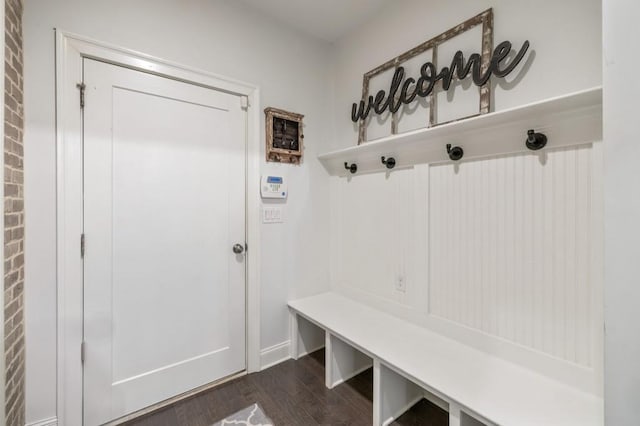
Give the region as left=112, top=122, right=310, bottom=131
left=288, top=292, right=603, bottom=426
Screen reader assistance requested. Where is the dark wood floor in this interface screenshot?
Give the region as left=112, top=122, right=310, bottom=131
left=122, top=350, right=447, bottom=426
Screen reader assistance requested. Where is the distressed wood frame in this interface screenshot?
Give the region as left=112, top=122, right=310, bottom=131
left=265, top=107, right=304, bottom=164
left=358, top=8, right=494, bottom=144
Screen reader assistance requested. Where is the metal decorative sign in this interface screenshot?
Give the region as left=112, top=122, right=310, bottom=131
left=351, top=9, right=530, bottom=144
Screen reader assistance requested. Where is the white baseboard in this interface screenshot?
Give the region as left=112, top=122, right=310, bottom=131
left=26, top=417, right=58, bottom=426
left=260, top=340, right=291, bottom=370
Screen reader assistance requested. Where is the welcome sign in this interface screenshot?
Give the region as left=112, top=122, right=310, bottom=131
left=351, top=9, right=531, bottom=144
left=350, top=40, right=529, bottom=121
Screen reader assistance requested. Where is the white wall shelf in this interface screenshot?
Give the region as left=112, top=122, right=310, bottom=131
left=319, top=87, right=602, bottom=176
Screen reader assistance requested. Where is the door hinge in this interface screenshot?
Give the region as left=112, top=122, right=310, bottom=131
left=80, top=233, right=85, bottom=258
left=240, top=96, right=249, bottom=110
left=81, top=341, right=86, bottom=364
left=76, top=82, right=86, bottom=108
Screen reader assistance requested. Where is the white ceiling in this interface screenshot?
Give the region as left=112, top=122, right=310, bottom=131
left=236, top=0, right=389, bottom=42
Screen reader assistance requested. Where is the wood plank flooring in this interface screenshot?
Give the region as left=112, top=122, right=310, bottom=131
left=122, top=350, right=447, bottom=426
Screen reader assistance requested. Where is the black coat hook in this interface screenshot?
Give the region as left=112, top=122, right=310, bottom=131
left=525, top=129, right=547, bottom=151
left=381, top=156, right=396, bottom=169
left=446, top=144, right=464, bottom=161
left=344, top=162, right=357, bottom=174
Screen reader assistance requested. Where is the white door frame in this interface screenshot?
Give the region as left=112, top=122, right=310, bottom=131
left=0, top=4, right=5, bottom=426
left=55, top=30, right=262, bottom=426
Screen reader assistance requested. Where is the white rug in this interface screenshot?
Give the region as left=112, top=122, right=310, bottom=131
left=212, top=403, right=274, bottom=426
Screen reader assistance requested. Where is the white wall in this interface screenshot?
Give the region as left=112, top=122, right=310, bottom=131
left=331, top=0, right=602, bottom=151
left=603, top=1, right=640, bottom=424
left=23, top=0, right=332, bottom=423
left=328, top=0, right=603, bottom=396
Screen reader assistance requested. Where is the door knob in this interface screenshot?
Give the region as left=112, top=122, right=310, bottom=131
left=232, top=243, right=245, bottom=254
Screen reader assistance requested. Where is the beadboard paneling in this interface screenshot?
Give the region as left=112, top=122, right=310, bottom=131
left=330, top=170, right=414, bottom=304
left=428, top=146, right=595, bottom=367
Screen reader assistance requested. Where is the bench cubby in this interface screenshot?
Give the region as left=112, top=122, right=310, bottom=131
left=326, top=333, right=372, bottom=389
left=373, top=359, right=491, bottom=426
left=373, top=360, right=423, bottom=425
left=289, top=313, right=325, bottom=360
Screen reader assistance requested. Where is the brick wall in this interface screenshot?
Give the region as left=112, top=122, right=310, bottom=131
left=4, top=0, right=24, bottom=425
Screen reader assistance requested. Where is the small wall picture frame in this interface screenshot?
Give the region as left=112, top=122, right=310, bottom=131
left=265, top=107, right=304, bottom=164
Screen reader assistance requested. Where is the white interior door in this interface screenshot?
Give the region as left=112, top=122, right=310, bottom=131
left=82, top=58, right=247, bottom=425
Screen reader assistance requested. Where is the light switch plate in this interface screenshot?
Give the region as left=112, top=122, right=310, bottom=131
left=262, top=206, right=283, bottom=224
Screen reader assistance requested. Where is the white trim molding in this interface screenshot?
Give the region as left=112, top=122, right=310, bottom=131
left=0, top=2, right=5, bottom=425
left=26, top=417, right=58, bottom=426
left=259, top=341, right=291, bottom=371
left=55, top=30, right=262, bottom=426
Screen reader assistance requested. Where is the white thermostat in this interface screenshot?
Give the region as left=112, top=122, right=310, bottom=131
left=261, top=175, right=287, bottom=199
